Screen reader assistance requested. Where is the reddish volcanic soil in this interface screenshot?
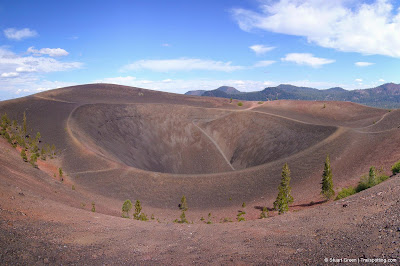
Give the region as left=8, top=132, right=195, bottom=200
left=0, top=83, right=399, bottom=264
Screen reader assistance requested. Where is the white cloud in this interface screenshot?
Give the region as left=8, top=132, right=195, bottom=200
left=281, top=53, right=335, bottom=67
left=0, top=47, right=82, bottom=73
left=121, top=58, right=244, bottom=72
left=1, top=72, right=19, bottom=78
left=4, top=28, right=38, bottom=40
left=253, top=60, right=276, bottom=67
left=379, top=78, right=385, bottom=82
left=27, top=46, right=69, bottom=57
left=96, top=76, right=275, bottom=94
left=0, top=47, right=81, bottom=99
left=232, top=0, right=400, bottom=58
left=249, top=44, right=275, bottom=55
left=355, top=62, right=374, bottom=67
left=355, top=78, right=363, bottom=82
left=161, top=43, right=170, bottom=47
left=16, top=66, right=36, bottom=73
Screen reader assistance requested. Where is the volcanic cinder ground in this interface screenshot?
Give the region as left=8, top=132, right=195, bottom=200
left=0, top=84, right=399, bottom=264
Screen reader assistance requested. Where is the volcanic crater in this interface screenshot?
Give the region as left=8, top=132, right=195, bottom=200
left=69, top=103, right=337, bottom=174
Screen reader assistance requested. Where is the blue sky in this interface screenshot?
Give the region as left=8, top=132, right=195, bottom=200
left=1, top=0, right=400, bottom=100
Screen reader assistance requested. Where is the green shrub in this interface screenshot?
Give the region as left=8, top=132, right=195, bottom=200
left=174, top=211, right=188, bottom=223
left=392, top=160, right=400, bottom=175
left=179, top=195, right=188, bottom=211
left=133, top=200, right=148, bottom=221
left=91, top=202, right=96, bottom=212
left=237, top=211, right=246, bottom=222
left=257, top=101, right=263, bottom=104
left=377, top=174, right=389, bottom=183
left=122, top=199, right=133, bottom=218
left=220, top=217, right=232, bottom=223
left=335, top=187, right=356, bottom=200
left=242, top=202, right=246, bottom=208
left=20, top=149, right=28, bottom=162
left=237, top=102, right=243, bottom=107
left=355, top=175, right=372, bottom=192
left=206, top=213, right=212, bottom=224
left=260, top=207, right=268, bottom=219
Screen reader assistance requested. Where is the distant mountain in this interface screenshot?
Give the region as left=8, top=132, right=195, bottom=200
left=186, top=86, right=242, bottom=97
left=216, top=86, right=241, bottom=94
left=185, top=83, right=400, bottom=109
left=185, top=90, right=206, bottom=96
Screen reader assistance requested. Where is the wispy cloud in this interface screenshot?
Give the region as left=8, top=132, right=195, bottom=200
left=0, top=47, right=82, bottom=97
left=232, top=0, right=400, bottom=58
left=1, top=72, right=19, bottom=78
left=0, top=47, right=82, bottom=73
left=355, top=62, right=374, bottom=67
left=249, top=44, right=275, bottom=55
left=121, top=58, right=244, bottom=72
left=27, top=46, right=69, bottom=57
left=4, top=28, right=38, bottom=40
left=253, top=60, right=276, bottom=67
left=96, top=76, right=275, bottom=94
left=281, top=53, right=335, bottom=68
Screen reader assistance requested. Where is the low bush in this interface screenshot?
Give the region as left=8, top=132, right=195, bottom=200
left=237, top=211, right=246, bottom=222
left=336, top=166, right=391, bottom=200
left=392, top=160, right=400, bottom=175
left=237, top=102, right=243, bottom=106
left=335, top=187, right=356, bottom=200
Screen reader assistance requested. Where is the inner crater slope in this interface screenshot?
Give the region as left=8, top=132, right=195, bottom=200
left=69, top=103, right=337, bottom=174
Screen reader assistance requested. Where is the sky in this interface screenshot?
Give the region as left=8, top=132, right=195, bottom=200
left=1, top=0, right=400, bottom=100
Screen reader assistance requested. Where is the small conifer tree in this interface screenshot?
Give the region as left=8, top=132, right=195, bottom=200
left=180, top=195, right=188, bottom=211
left=273, top=163, right=293, bottom=214
left=23, top=111, right=27, bottom=135
left=29, top=153, right=38, bottom=168
left=260, top=207, right=268, bottom=219
left=59, top=167, right=63, bottom=177
left=20, top=149, right=28, bottom=162
left=133, top=200, right=142, bottom=220
left=122, top=199, right=133, bottom=218
left=368, top=166, right=377, bottom=187
left=91, top=202, right=96, bottom=212
left=321, top=155, right=335, bottom=200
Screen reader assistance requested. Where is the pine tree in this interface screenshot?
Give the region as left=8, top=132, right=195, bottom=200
left=180, top=195, right=188, bottom=211
left=20, top=149, right=28, bottom=162
left=23, top=111, right=27, bottom=136
left=321, top=154, right=335, bottom=200
left=368, top=166, right=376, bottom=187
left=122, top=199, right=133, bottom=218
left=273, top=163, right=293, bottom=214
left=134, top=200, right=142, bottom=219
left=260, top=207, right=268, bottom=219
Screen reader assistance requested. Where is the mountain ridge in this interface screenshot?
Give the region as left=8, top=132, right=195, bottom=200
left=185, top=83, right=400, bottom=108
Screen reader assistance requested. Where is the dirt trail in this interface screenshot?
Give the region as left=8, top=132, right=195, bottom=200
left=192, top=121, right=235, bottom=171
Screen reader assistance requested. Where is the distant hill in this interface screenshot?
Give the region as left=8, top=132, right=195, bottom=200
left=186, top=86, right=242, bottom=97
left=186, top=83, right=400, bottom=109
left=185, top=90, right=206, bottom=96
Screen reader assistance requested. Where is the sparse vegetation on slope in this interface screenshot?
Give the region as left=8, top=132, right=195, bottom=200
left=392, top=160, right=400, bottom=175
left=335, top=166, right=390, bottom=200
